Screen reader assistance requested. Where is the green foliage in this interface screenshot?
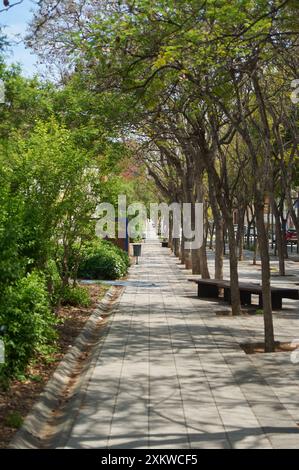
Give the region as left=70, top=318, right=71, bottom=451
left=0, top=272, right=57, bottom=379
left=255, top=309, right=264, bottom=315
left=78, top=240, right=129, bottom=280
left=8, top=120, right=102, bottom=271
left=0, top=64, right=54, bottom=139
left=44, top=259, right=62, bottom=306
left=5, top=411, right=23, bottom=429
left=27, top=374, right=43, bottom=382
left=0, top=163, right=25, bottom=287
left=60, top=285, right=91, bottom=308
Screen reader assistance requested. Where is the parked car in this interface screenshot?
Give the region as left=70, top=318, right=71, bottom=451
left=285, top=228, right=297, bottom=242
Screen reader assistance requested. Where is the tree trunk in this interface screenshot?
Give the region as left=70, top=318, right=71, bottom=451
left=180, top=236, right=186, bottom=264
left=286, top=188, right=299, bottom=234
left=223, top=227, right=227, bottom=255
left=226, top=219, right=241, bottom=316
left=236, top=207, right=245, bottom=261
left=239, top=210, right=245, bottom=261
left=208, top=177, right=223, bottom=279
left=281, top=215, right=288, bottom=259
left=255, top=202, right=275, bottom=352
left=168, top=212, right=174, bottom=251
left=180, top=238, right=185, bottom=263
left=190, top=199, right=202, bottom=274
left=197, top=203, right=210, bottom=277
left=215, top=220, right=224, bottom=279
left=209, top=222, right=215, bottom=250
left=252, top=226, right=258, bottom=265
left=61, top=242, right=70, bottom=288
left=191, top=248, right=201, bottom=274
left=245, top=207, right=255, bottom=250
left=246, top=222, right=252, bottom=250
left=271, top=197, right=285, bottom=276
left=199, top=240, right=210, bottom=278
left=173, top=237, right=180, bottom=257
left=185, top=248, right=192, bottom=269
left=238, top=228, right=244, bottom=261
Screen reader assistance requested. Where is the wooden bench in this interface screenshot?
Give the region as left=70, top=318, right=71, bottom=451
left=189, top=278, right=299, bottom=309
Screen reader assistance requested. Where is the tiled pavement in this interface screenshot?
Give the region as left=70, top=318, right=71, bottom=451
left=65, top=241, right=299, bottom=449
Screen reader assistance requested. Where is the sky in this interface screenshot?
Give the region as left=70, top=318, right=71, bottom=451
left=0, top=0, right=40, bottom=76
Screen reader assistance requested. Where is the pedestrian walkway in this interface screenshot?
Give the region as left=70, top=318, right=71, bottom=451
left=64, top=241, right=299, bottom=449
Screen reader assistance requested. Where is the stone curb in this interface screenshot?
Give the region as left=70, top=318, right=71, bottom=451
left=9, top=285, right=123, bottom=449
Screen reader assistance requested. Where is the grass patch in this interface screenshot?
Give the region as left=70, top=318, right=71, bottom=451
left=5, top=411, right=23, bottom=429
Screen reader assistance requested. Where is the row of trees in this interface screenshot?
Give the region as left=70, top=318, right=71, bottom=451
left=28, top=0, right=299, bottom=352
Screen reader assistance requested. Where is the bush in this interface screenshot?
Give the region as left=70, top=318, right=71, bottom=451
left=5, top=411, right=23, bottom=429
left=60, top=285, right=91, bottom=307
left=0, top=271, right=57, bottom=379
left=44, top=259, right=63, bottom=306
left=115, top=244, right=130, bottom=269
left=78, top=240, right=129, bottom=280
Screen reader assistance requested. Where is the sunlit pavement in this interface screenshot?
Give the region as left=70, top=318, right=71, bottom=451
left=64, top=241, right=299, bottom=449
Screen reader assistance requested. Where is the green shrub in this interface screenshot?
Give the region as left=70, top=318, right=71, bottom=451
left=60, top=285, right=91, bottom=307
left=0, top=271, right=58, bottom=379
left=255, top=309, right=264, bottom=315
left=5, top=411, right=23, bottom=429
left=44, top=259, right=62, bottom=306
left=78, top=240, right=129, bottom=280
left=114, top=244, right=130, bottom=269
